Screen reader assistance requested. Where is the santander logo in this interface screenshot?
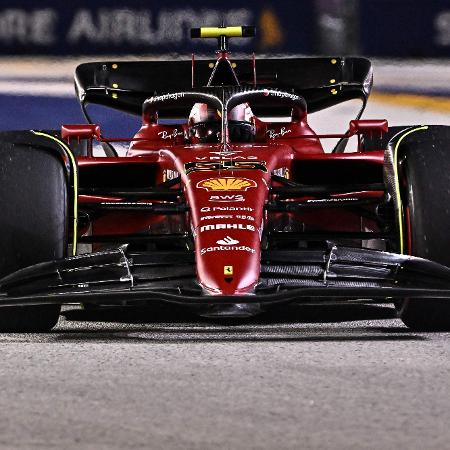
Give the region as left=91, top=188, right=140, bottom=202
left=216, top=236, right=239, bottom=245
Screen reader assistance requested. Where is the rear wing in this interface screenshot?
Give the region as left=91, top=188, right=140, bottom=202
left=74, top=57, right=372, bottom=118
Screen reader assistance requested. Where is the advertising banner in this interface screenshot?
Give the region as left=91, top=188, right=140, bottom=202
left=0, top=0, right=315, bottom=55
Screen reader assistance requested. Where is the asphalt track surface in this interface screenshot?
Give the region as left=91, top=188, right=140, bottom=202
left=1, top=60, right=450, bottom=450
left=1, top=304, right=450, bottom=450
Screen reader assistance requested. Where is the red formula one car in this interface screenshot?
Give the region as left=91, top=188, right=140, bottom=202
left=1, top=26, right=450, bottom=331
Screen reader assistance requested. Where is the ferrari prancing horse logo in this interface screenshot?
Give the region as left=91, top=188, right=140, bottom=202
left=197, top=177, right=257, bottom=192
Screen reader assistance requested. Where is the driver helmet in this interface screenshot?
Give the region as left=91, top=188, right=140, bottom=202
left=228, top=103, right=255, bottom=143
left=188, top=103, right=256, bottom=143
left=188, top=104, right=222, bottom=143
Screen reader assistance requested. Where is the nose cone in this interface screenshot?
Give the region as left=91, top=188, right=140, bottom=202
left=187, top=172, right=268, bottom=295
left=196, top=223, right=261, bottom=295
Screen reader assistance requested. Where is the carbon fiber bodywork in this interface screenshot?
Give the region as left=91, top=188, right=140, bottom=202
left=1, top=246, right=450, bottom=308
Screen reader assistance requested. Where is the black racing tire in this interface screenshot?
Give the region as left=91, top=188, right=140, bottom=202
left=0, top=139, right=68, bottom=332
left=395, top=126, right=450, bottom=331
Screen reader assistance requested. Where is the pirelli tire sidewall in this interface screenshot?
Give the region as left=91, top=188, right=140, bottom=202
left=0, top=131, right=72, bottom=332
left=396, top=125, right=450, bottom=331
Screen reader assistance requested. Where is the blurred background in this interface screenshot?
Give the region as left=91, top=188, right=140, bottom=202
left=0, top=0, right=449, bottom=136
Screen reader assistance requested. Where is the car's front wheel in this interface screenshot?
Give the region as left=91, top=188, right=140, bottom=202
left=393, top=126, right=450, bottom=330
left=0, top=136, right=69, bottom=331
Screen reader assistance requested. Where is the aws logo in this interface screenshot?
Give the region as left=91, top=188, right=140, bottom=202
left=209, top=194, right=245, bottom=202
left=197, top=177, right=257, bottom=192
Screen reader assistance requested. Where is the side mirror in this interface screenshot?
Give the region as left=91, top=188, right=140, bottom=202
left=349, top=119, right=388, bottom=137
left=61, top=124, right=101, bottom=142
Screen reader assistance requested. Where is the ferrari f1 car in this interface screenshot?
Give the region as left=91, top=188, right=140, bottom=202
left=1, top=26, right=450, bottom=332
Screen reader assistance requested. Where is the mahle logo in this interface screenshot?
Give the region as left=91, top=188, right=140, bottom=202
left=197, top=177, right=257, bottom=192
left=200, top=224, right=256, bottom=233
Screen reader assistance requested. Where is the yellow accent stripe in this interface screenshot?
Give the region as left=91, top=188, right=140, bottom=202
left=200, top=26, right=243, bottom=38
left=372, top=91, right=450, bottom=113
left=31, top=131, right=78, bottom=256
left=392, top=126, right=428, bottom=254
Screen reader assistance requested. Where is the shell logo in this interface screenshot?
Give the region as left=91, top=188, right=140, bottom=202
left=197, top=177, right=257, bottom=192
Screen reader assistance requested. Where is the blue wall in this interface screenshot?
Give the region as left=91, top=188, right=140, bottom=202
left=0, top=95, right=141, bottom=135
left=359, top=0, right=450, bottom=57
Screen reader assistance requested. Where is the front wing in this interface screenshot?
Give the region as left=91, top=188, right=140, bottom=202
left=1, top=246, right=450, bottom=307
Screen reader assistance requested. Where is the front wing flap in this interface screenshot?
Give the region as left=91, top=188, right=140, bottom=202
left=1, top=246, right=450, bottom=307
